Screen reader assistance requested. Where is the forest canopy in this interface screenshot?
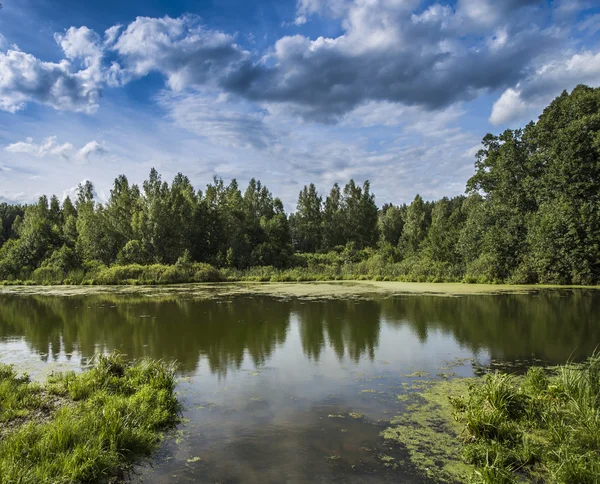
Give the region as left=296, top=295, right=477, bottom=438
left=1, top=85, right=599, bottom=285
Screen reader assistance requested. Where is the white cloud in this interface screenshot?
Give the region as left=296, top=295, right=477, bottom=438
left=77, top=140, right=107, bottom=161
left=5, top=137, right=107, bottom=162
left=0, top=48, right=102, bottom=113
left=490, top=50, right=600, bottom=125
left=55, top=26, right=102, bottom=64
left=109, top=15, right=248, bottom=91
left=0, top=191, right=30, bottom=204
left=6, top=136, right=74, bottom=158
left=489, top=88, right=529, bottom=125
left=104, top=25, right=123, bottom=47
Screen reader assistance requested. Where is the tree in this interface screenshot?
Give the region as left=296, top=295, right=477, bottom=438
left=291, top=184, right=323, bottom=253
left=322, top=183, right=345, bottom=249
left=423, top=197, right=465, bottom=265
left=75, top=181, right=112, bottom=264
left=341, top=180, right=378, bottom=249
left=400, top=195, right=428, bottom=255
left=378, top=204, right=405, bottom=247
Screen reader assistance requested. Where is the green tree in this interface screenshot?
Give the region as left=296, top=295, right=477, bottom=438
left=400, top=195, right=428, bottom=255
left=322, top=183, right=345, bottom=250
left=378, top=204, right=405, bottom=247
left=291, top=183, right=323, bottom=253
left=341, top=180, right=378, bottom=249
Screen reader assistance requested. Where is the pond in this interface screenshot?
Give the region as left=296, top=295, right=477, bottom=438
left=1, top=286, right=599, bottom=482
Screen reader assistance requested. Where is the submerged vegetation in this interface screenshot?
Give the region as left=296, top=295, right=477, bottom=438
left=385, top=355, right=600, bottom=483
left=2, top=85, right=600, bottom=285
left=0, top=353, right=179, bottom=483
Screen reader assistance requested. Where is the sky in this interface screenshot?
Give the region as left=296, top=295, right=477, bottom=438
left=0, top=0, right=599, bottom=210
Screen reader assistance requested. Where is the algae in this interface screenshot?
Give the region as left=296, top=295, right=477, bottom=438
left=0, top=280, right=584, bottom=300
left=382, top=377, right=476, bottom=483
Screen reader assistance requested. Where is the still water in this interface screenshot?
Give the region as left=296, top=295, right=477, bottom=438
left=1, top=289, right=599, bottom=482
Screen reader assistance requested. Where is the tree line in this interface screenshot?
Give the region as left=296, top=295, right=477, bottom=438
left=1, top=85, right=599, bottom=285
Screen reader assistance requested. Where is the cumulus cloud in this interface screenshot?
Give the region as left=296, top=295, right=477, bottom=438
left=221, top=0, right=559, bottom=121
left=5, top=137, right=107, bottom=162
left=490, top=50, right=600, bottom=125
left=109, top=15, right=248, bottom=90
left=0, top=48, right=102, bottom=113
left=55, top=26, right=103, bottom=64
left=0, top=2, right=595, bottom=125
left=104, top=25, right=123, bottom=47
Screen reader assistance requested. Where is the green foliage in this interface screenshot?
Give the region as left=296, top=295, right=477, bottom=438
left=0, top=353, right=179, bottom=483
left=451, top=355, right=600, bottom=483
left=1, top=85, right=600, bottom=284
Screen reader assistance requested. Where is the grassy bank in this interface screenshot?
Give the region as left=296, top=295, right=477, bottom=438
left=384, top=355, right=600, bottom=483
left=0, top=250, right=529, bottom=286
left=0, top=353, right=179, bottom=483
left=0, top=261, right=465, bottom=286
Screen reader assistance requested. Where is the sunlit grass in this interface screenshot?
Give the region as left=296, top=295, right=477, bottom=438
left=451, top=354, right=600, bottom=483
left=0, top=353, right=180, bottom=483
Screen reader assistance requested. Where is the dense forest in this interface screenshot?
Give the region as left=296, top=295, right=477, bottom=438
left=1, top=85, right=599, bottom=285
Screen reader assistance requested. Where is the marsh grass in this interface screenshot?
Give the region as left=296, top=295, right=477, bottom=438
left=0, top=353, right=180, bottom=483
left=451, top=355, right=600, bottom=483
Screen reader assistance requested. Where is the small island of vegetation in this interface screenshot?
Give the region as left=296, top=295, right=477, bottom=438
left=0, top=353, right=179, bottom=482
left=1, top=85, right=600, bottom=287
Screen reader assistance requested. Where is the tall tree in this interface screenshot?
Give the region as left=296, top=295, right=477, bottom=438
left=400, top=195, right=428, bottom=255
left=322, top=183, right=345, bottom=250
left=378, top=204, right=405, bottom=247
left=291, top=183, right=323, bottom=253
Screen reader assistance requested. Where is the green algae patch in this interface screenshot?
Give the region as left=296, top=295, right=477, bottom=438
left=0, top=353, right=180, bottom=483
left=382, top=377, right=476, bottom=483
left=0, top=280, right=578, bottom=300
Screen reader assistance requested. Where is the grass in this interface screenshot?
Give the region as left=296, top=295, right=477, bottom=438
left=383, top=355, right=600, bottom=483
left=0, top=353, right=180, bottom=483
left=450, top=356, right=600, bottom=483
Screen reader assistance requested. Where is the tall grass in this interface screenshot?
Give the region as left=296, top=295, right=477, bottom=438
left=0, top=353, right=180, bottom=483
left=451, top=354, right=600, bottom=483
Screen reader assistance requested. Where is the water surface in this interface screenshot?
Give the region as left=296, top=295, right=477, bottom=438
left=1, top=289, right=599, bottom=482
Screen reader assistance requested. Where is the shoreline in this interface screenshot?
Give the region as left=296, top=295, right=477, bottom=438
left=1, top=280, right=599, bottom=298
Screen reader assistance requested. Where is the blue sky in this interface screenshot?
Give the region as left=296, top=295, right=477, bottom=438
left=1, top=0, right=599, bottom=209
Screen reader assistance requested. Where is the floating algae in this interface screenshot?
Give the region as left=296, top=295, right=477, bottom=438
left=382, top=377, right=476, bottom=483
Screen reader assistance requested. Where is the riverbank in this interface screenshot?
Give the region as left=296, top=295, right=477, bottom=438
left=0, top=280, right=598, bottom=299
left=0, top=353, right=179, bottom=482
left=385, top=355, right=600, bottom=483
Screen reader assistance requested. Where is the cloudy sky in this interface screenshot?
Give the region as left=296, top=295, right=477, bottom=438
left=1, top=0, right=599, bottom=209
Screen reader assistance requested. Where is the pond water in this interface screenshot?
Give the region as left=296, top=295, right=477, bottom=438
left=1, top=289, right=599, bottom=483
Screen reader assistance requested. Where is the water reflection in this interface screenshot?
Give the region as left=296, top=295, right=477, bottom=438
left=0, top=290, right=599, bottom=375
